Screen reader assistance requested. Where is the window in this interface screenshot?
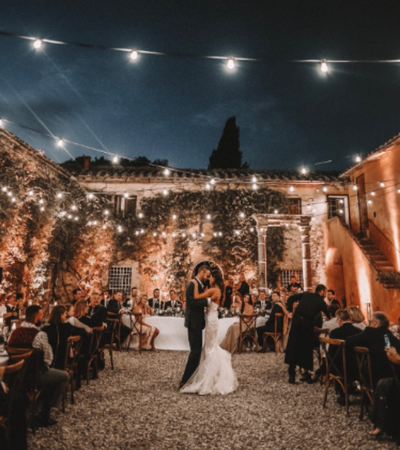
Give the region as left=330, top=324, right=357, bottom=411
left=327, top=195, right=349, bottom=225
left=287, top=198, right=301, bottom=215
left=108, top=266, right=132, bottom=292
left=281, top=270, right=303, bottom=289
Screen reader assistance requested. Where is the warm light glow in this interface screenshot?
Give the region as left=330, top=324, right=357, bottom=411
left=140, top=229, right=144, bottom=234
left=93, top=221, right=98, bottom=225
left=71, top=205, right=77, bottom=211
left=192, top=233, right=196, bottom=238
left=153, top=232, right=157, bottom=237
left=1, top=187, right=7, bottom=192
left=218, top=232, right=223, bottom=236
left=234, top=230, right=240, bottom=235
left=227, top=58, right=235, bottom=70
left=239, top=212, right=245, bottom=218
left=252, top=176, right=257, bottom=183
left=162, top=232, right=166, bottom=236
left=172, top=232, right=176, bottom=237
left=252, top=183, right=258, bottom=190
left=353, top=185, right=358, bottom=191
left=398, top=189, right=400, bottom=194
left=339, top=199, right=344, bottom=204
left=206, top=214, right=211, bottom=220
left=74, top=216, right=79, bottom=221
left=124, top=192, right=129, bottom=198
left=112, top=156, right=119, bottom=164
left=355, top=155, right=362, bottom=163
left=138, top=212, right=144, bottom=218
left=39, top=199, right=44, bottom=204
left=118, top=226, right=122, bottom=233
left=300, top=167, right=307, bottom=175
left=130, top=50, right=139, bottom=60
left=40, top=207, right=45, bottom=211
left=201, top=233, right=205, bottom=237
left=274, top=209, right=278, bottom=214
left=367, top=200, right=372, bottom=205
left=205, top=183, right=211, bottom=190
left=213, top=232, right=217, bottom=237
left=210, top=179, right=216, bottom=185
left=380, top=182, right=384, bottom=187
left=371, top=191, right=375, bottom=196
left=28, top=190, right=34, bottom=196
left=135, top=231, right=139, bottom=235
left=285, top=223, right=289, bottom=227
left=33, top=39, right=42, bottom=49
left=57, top=138, right=64, bottom=147
left=182, top=232, right=186, bottom=237
left=11, top=197, right=16, bottom=202
left=88, top=193, right=94, bottom=199
left=338, top=209, right=343, bottom=214
left=67, top=214, right=72, bottom=219
left=322, top=186, right=327, bottom=192
left=250, top=227, right=254, bottom=232
left=163, top=189, right=168, bottom=196
left=163, top=169, right=170, bottom=176
left=104, top=210, right=109, bottom=215
left=57, top=193, right=63, bottom=199
left=7, top=191, right=12, bottom=197
left=172, top=214, right=177, bottom=220
left=320, top=60, right=328, bottom=73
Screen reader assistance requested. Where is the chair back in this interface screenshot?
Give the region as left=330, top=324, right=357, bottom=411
left=314, top=327, right=330, bottom=337
left=320, top=336, right=346, bottom=380
left=88, top=327, right=104, bottom=357
left=105, top=319, right=119, bottom=346
left=64, top=336, right=82, bottom=371
left=354, top=346, right=374, bottom=401
left=273, top=313, right=283, bottom=336
left=129, top=312, right=143, bottom=336
left=239, top=314, right=258, bottom=336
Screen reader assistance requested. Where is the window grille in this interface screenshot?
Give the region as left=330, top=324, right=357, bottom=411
left=281, top=270, right=303, bottom=289
left=108, top=266, right=132, bottom=292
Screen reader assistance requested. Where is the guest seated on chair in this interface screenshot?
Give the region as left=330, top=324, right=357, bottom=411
left=346, top=311, right=400, bottom=388
left=133, top=294, right=159, bottom=351
left=323, top=304, right=341, bottom=331
left=123, top=287, right=138, bottom=309
left=220, top=293, right=254, bottom=354
left=326, top=289, right=341, bottom=311
left=8, top=305, right=69, bottom=427
left=106, top=290, right=131, bottom=346
left=71, top=288, right=82, bottom=306
left=256, top=291, right=289, bottom=348
left=164, top=289, right=182, bottom=309
left=43, top=305, right=86, bottom=370
left=254, top=291, right=271, bottom=312
left=346, top=306, right=367, bottom=330
left=369, top=347, right=400, bottom=439
left=148, top=288, right=164, bottom=310
left=66, top=302, right=91, bottom=333
left=88, top=289, right=108, bottom=328
left=73, top=300, right=92, bottom=329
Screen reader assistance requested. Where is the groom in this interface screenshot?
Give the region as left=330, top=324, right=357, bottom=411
left=180, top=265, right=212, bottom=388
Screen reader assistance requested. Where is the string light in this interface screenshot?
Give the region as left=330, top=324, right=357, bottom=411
left=67, top=214, right=72, bottom=219
left=218, top=232, right=223, bottom=236
left=239, top=212, right=245, bottom=218
left=205, top=183, right=211, bottom=190
left=182, top=232, right=186, bottom=237
left=172, top=214, right=177, bottom=220
left=285, top=223, right=289, bottom=227
left=28, top=190, right=34, bottom=196
left=300, top=167, right=308, bottom=175
left=162, top=232, right=166, bottom=237
left=201, top=233, right=205, bottom=237
left=172, top=232, right=176, bottom=237
left=57, top=193, right=63, bottom=199
left=1, top=187, right=7, bottom=192
left=234, top=230, right=240, bottom=235
left=74, top=216, right=79, bottom=221
left=252, top=176, right=257, bottom=183
left=138, top=212, right=144, bottom=218
left=56, top=138, right=64, bottom=147
left=163, top=169, right=170, bottom=176
left=112, top=156, right=119, bottom=164
left=206, top=214, right=211, bottom=220
left=140, top=229, right=144, bottom=234
left=7, top=191, right=12, bottom=197
left=40, top=207, right=45, bottom=211
left=353, top=185, right=358, bottom=191
left=380, top=182, right=385, bottom=187
left=88, top=193, right=94, bottom=199
left=252, top=183, right=258, bottom=190
left=71, top=205, right=77, bottom=211
left=250, top=227, right=254, bottom=232
left=104, top=210, right=109, bottom=215
left=227, top=58, right=235, bottom=70
left=213, top=232, right=217, bottom=237
left=163, top=189, right=168, bottom=196
left=320, top=60, right=328, bottom=73
left=93, top=221, right=98, bottom=225
left=130, top=50, right=139, bottom=60
left=210, top=179, right=216, bottom=185
left=118, top=226, right=122, bottom=232
left=33, top=39, right=42, bottom=49
left=153, top=232, right=157, bottom=237
left=371, top=191, right=376, bottom=196
left=39, top=199, right=44, bottom=204
left=11, top=197, right=16, bottom=202
left=124, top=192, right=129, bottom=198
left=322, top=186, right=328, bottom=192
left=274, top=209, right=278, bottom=214
left=398, top=189, right=400, bottom=194
left=289, top=186, right=294, bottom=192
left=355, top=155, right=362, bottom=163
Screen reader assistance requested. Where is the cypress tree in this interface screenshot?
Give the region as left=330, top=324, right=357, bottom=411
left=208, top=116, right=243, bottom=169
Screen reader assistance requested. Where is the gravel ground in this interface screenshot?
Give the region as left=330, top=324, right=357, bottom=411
left=29, top=351, right=397, bottom=450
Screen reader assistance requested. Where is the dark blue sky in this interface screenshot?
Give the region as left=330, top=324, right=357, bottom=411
left=1, top=0, right=400, bottom=171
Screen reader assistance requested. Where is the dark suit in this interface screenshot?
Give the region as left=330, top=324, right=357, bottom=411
left=223, top=286, right=233, bottom=310
left=256, top=301, right=284, bottom=346
left=237, top=281, right=250, bottom=297
left=285, top=292, right=329, bottom=374
left=181, top=278, right=208, bottom=385
left=164, top=300, right=182, bottom=309
left=286, top=293, right=302, bottom=313
left=106, top=299, right=131, bottom=345
left=88, top=304, right=108, bottom=327
left=254, top=299, right=272, bottom=311
left=148, top=298, right=164, bottom=310
left=346, top=326, right=400, bottom=387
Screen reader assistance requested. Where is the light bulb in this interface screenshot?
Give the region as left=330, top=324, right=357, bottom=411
left=274, top=209, right=278, bottom=214
left=380, top=182, right=384, bottom=187
left=353, top=185, right=358, bottom=191
left=68, top=214, right=72, bottom=219
left=398, top=189, right=400, bottom=194
left=322, top=187, right=327, bottom=192
left=213, top=232, right=217, bottom=237
left=338, top=209, right=343, bottom=214
left=163, top=189, right=168, bottom=196
left=227, top=58, right=235, bottom=70
left=28, top=190, right=33, bottom=196
left=239, top=212, right=245, bottom=218
left=205, top=183, right=211, bottom=190
left=57, top=138, right=64, bottom=147
left=250, top=227, right=254, bottom=232
left=74, top=216, right=79, bottom=221
left=252, top=183, right=258, bottom=190
left=130, top=50, right=139, bottom=60
left=301, top=167, right=307, bottom=175
left=289, top=186, right=294, bottom=192
left=210, top=179, right=215, bottom=185
left=88, top=193, right=94, bottom=199
left=320, top=60, right=328, bottom=73
left=201, top=233, right=205, bottom=237
left=39, top=199, right=44, bottom=204
left=153, top=232, right=157, bottom=237
left=11, top=197, right=16, bottom=202
left=88, top=221, right=92, bottom=226
left=40, top=207, right=45, bottom=211
left=104, top=210, right=109, bottom=215
left=33, top=39, right=42, bottom=49
left=112, top=156, right=119, bottom=164
left=285, top=223, right=289, bottom=227
left=1, top=187, right=7, bottom=192
left=138, top=212, right=144, bottom=218
left=182, top=232, right=186, bottom=237
left=252, top=176, right=257, bottom=183
left=355, top=155, right=361, bottom=163
left=71, top=205, right=77, bottom=211
left=162, top=232, right=166, bottom=236
left=140, top=229, right=144, bottom=234
left=172, top=214, right=177, bottom=220
left=218, top=232, right=222, bottom=236
left=57, top=193, right=63, bottom=199
left=93, top=221, right=98, bottom=225
left=135, top=231, right=139, bottom=235
left=234, top=230, right=240, bottom=235
left=7, top=191, right=12, bottom=196
left=124, top=192, right=129, bottom=198
left=172, top=232, right=176, bottom=237
left=163, top=169, right=170, bottom=176
left=206, top=214, right=211, bottom=220
left=371, top=192, right=375, bottom=196
left=192, top=233, right=196, bottom=238
left=367, top=200, right=372, bottom=205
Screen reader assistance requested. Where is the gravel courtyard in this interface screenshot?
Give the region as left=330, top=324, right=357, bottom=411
left=29, top=351, right=397, bottom=450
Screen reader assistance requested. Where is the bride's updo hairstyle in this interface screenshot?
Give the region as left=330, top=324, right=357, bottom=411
left=211, top=269, right=225, bottom=306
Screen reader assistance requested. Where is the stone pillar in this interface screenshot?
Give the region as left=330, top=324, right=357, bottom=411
left=300, top=221, right=312, bottom=292
left=257, top=227, right=267, bottom=291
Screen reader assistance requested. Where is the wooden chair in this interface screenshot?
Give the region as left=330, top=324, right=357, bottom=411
left=80, top=327, right=104, bottom=385
left=6, top=346, right=44, bottom=433
left=314, top=327, right=330, bottom=373
left=354, top=346, right=374, bottom=420
left=100, top=319, right=118, bottom=371
left=0, top=359, right=25, bottom=441
left=126, top=313, right=142, bottom=353
left=263, top=313, right=284, bottom=354
left=62, top=336, right=82, bottom=412
left=320, top=336, right=349, bottom=416
left=107, top=312, right=123, bottom=351
left=238, top=314, right=259, bottom=353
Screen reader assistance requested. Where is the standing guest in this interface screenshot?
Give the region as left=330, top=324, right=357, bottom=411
left=164, top=289, right=183, bottom=309
left=71, top=288, right=82, bottom=306
left=7, top=305, right=69, bottom=427
left=346, top=311, right=400, bottom=388
left=223, top=279, right=233, bottom=310
left=254, top=291, right=271, bottom=312
left=4, top=292, right=19, bottom=327
left=133, top=294, right=159, bottom=351
left=148, top=288, right=164, bottom=310
left=88, top=290, right=108, bottom=328
left=286, top=292, right=303, bottom=314
left=106, top=290, right=131, bottom=345
left=256, top=291, right=290, bottom=347
left=236, top=274, right=250, bottom=297
left=346, top=306, right=367, bottom=330
left=43, top=305, right=86, bottom=370
left=66, top=303, right=91, bottom=333
left=326, top=289, right=341, bottom=309
left=285, top=284, right=329, bottom=384
left=220, top=293, right=254, bottom=354
left=287, top=276, right=302, bottom=292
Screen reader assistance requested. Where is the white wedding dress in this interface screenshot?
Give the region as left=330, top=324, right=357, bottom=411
left=181, top=302, right=239, bottom=395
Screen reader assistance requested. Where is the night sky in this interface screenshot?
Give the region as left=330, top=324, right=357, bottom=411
left=1, top=0, right=400, bottom=171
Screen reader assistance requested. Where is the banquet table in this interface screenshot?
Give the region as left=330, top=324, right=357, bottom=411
left=122, top=315, right=268, bottom=351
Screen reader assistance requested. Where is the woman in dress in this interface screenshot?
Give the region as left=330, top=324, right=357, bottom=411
left=181, top=269, right=238, bottom=395
left=346, top=306, right=367, bottom=330
left=133, top=294, right=159, bottom=351
left=220, top=293, right=254, bottom=354
left=65, top=303, right=92, bottom=333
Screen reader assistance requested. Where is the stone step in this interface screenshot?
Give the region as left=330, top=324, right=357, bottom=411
left=376, top=266, right=396, bottom=272
left=374, top=260, right=393, bottom=266
left=370, top=255, right=389, bottom=262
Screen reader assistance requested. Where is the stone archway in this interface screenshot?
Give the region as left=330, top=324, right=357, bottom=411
left=253, top=214, right=312, bottom=292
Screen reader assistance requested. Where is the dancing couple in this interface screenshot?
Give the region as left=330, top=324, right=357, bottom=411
left=180, top=264, right=238, bottom=395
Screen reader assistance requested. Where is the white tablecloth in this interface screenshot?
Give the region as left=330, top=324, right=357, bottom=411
left=122, top=316, right=268, bottom=351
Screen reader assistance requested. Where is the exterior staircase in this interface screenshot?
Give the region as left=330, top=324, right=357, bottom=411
left=357, top=236, right=396, bottom=273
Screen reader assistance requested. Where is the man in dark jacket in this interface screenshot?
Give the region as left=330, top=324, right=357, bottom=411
left=346, top=311, right=400, bottom=388
left=285, top=285, right=329, bottom=384
left=88, top=290, right=108, bottom=328
left=106, top=290, right=131, bottom=345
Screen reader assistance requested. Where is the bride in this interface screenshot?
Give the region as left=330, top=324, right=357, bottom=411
left=180, top=269, right=239, bottom=395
